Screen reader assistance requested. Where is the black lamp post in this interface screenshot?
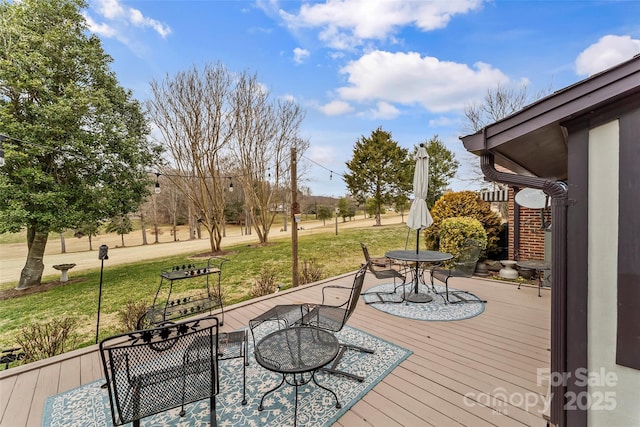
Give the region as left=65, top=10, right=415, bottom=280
left=95, top=245, right=108, bottom=344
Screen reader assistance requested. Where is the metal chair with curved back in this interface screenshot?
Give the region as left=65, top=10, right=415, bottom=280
left=360, top=242, right=407, bottom=304
left=99, top=316, right=220, bottom=427
left=299, top=264, right=374, bottom=382
left=430, top=238, right=487, bottom=304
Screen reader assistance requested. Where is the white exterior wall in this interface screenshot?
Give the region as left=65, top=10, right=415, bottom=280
left=588, top=119, right=640, bottom=426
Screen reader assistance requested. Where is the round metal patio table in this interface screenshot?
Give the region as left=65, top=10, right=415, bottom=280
left=255, top=326, right=341, bottom=427
left=385, top=250, right=453, bottom=303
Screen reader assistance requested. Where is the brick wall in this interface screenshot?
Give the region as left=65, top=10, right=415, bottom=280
left=507, top=188, right=550, bottom=260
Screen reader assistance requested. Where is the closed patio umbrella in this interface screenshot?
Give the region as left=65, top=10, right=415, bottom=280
left=407, top=143, right=433, bottom=253
left=403, top=143, right=435, bottom=303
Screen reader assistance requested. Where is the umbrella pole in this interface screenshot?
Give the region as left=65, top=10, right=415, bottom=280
left=415, top=229, right=420, bottom=293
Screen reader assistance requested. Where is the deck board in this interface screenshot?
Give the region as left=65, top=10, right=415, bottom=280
left=0, top=274, right=551, bottom=426
left=25, top=363, right=61, bottom=427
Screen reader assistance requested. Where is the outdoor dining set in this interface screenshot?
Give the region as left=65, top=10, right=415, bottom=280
left=97, top=236, right=485, bottom=427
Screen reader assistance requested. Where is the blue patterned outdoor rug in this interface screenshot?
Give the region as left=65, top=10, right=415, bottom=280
left=42, top=325, right=411, bottom=427
left=362, top=283, right=485, bottom=321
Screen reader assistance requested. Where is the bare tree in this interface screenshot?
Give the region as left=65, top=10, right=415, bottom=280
left=464, top=82, right=533, bottom=134
left=461, top=82, right=552, bottom=187
left=461, top=82, right=553, bottom=219
left=147, top=63, right=236, bottom=253
left=160, top=181, right=186, bottom=242
left=231, top=73, right=307, bottom=243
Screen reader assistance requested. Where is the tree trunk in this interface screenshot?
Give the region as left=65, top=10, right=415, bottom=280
left=188, top=206, right=195, bottom=240
left=88, top=235, right=93, bottom=251
left=60, top=233, right=66, bottom=253
left=120, top=233, right=125, bottom=246
left=172, top=217, right=177, bottom=242
left=206, top=228, right=221, bottom=253
left=17, top=226, right=49, bottom=289
left=152, top=196, right=159, bottom=243
left=140, top=213, right=148, bottom=245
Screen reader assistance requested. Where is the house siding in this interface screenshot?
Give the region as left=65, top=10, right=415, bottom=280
left=587, top=119, right=640, bottom=427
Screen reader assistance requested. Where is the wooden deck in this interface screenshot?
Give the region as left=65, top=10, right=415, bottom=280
left=0, top=273, right=551, bottom=427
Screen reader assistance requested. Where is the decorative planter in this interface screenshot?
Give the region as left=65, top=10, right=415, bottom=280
left=475, top=261, right=489, bottom=277
left=499, top=260, right=519, bottom=280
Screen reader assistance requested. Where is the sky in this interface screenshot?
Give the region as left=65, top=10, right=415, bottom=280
left=82, top=0, right=640, bottom=197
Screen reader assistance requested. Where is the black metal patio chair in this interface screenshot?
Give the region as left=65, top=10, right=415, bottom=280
left=99, top=316, right=220, bottom=427
left=299, top=264, right=374, bottom=382
left=360, top=242, right=407, bottom=304
left=430, top=238, right=487, bottom=304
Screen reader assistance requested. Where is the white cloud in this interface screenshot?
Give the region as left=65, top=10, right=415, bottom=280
left=280, top=0, right=483, bottom=50
left=96, top=0, right=124, bottom=19
left=428, top=116, right=457, bottom=128
left=337, top=50, right=508, bottom=113
left=129, top=8, right=171, bottom=37
left=319, top=100, right=355, bottom=116
left=83, top=13, right=118, bottom=38
left=89, top=0, right=171, bottom=38
left=369, top=101, right=400, bottom=119
left=293, top=47, right=310, bottom=64
left=576, top=35, right=640, bottom=76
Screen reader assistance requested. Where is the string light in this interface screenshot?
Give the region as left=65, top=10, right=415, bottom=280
left=301, top=155, right=345, bottom=180
left=0, top=133, right=57, bottom=167
left=0, top=136, right=346, bottom=193
left=154, top=172, right=161, bottom=194
left=152, top=172, right=237, bottom=193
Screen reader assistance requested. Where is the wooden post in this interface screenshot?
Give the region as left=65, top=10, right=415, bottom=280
left=291, top=147, right=299, bottom=287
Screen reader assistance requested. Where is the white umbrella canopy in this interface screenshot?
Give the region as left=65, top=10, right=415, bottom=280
left=407, top=144, right=433, bottom=251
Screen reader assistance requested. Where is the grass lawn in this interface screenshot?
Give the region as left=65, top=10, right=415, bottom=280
left=0, top=222, right=410, bottom=359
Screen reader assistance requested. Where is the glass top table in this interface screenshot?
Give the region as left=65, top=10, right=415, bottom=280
left=385, top=250, right=453, bottom=303
left=255, top=326, right=341, bottom=426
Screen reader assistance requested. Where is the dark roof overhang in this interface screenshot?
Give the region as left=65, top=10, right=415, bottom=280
left=460, top=54, right=640, bottom=180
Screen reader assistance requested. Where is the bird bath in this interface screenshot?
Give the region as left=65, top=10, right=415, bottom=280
left=53, top=263, right=76, bottom=282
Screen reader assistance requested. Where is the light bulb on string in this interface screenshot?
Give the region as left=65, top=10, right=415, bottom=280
left=154, top=173, right=161, bottom=194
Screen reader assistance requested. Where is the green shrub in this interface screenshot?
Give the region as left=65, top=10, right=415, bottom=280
left=424, top=191, right=502, bottom=256
left=438, top=217, right=488, bottom=263
left=15, top=318, right=78, bottom=364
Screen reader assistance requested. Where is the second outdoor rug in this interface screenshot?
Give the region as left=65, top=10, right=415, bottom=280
left=362, top=283, right=485, bottom=321
left=42, top=325, right=411, bottom=427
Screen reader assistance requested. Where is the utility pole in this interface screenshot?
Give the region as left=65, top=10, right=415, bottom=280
left=291, top=147, right=299, bottom=287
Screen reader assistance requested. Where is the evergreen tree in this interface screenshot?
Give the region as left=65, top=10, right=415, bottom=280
left=418, top=135, right=459, bottom=209
left=344, top=127, right=412, bottom=226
